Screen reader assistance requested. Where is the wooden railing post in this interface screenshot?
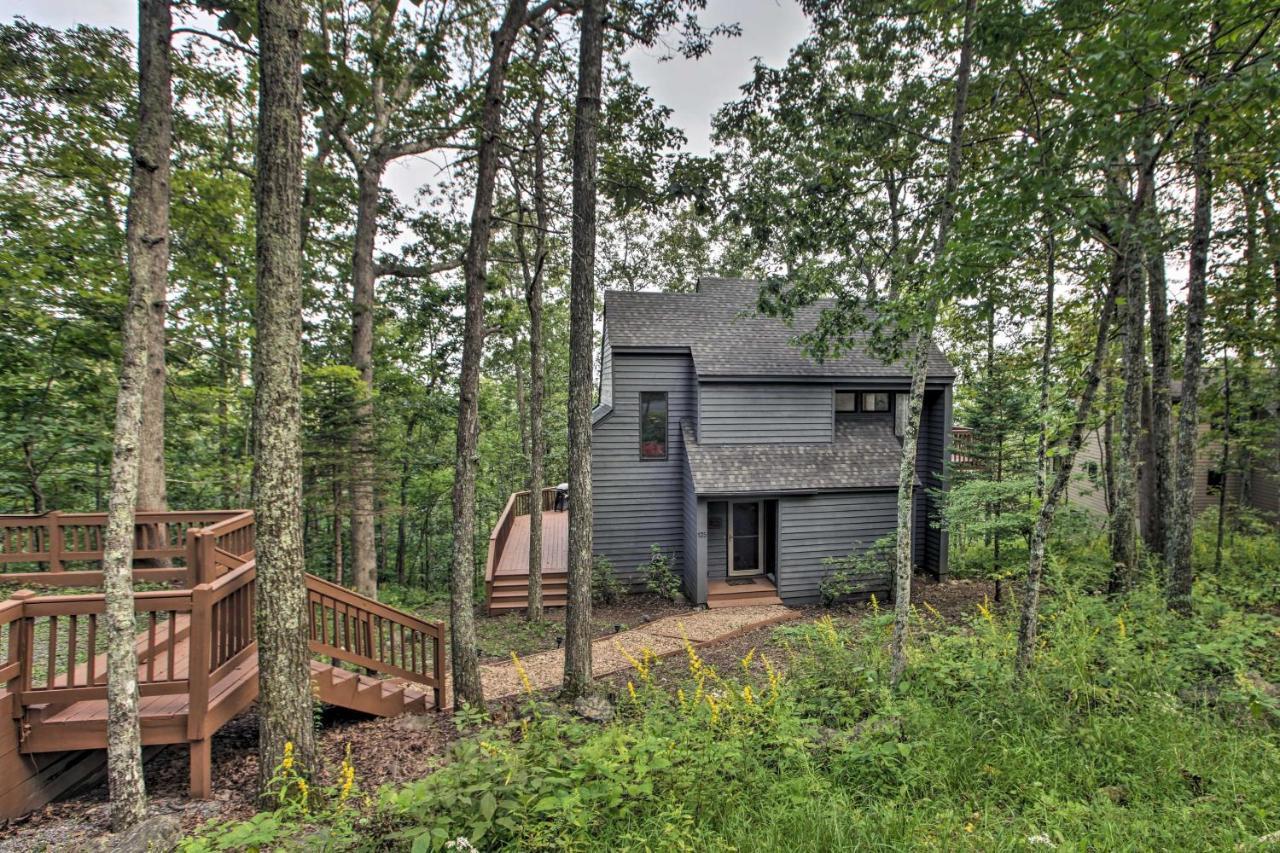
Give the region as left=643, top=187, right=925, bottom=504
left=187, top=585, right=211, bottom=742
left=46, top=512, right=63, bottom=573
left=9, top=591, right=35, bottom=719
left=433, top=621, right=446, bottom=710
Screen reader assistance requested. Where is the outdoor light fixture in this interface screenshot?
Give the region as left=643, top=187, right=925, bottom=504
left=555, top=636, right=563, bottom=648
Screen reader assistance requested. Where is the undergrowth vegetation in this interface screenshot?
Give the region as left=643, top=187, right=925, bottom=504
left=185, top=527, right=1280, bottom=851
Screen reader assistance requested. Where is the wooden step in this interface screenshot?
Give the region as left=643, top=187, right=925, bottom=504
left=488, top=597, right=568, bottom=613
left=492, top=574, right=568, bottom=588
left=706, top=591, right=783, bottom=604
left=489, top=587, right=567, bottom=602
left=311, top=661, right=433, bottom=716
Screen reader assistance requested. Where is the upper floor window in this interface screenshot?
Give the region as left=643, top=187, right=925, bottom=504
left=834, top=390, right=892, bottom=414
left=862, top=392, right=890, bottom=412
left=640, top=392, right=668, bottom=460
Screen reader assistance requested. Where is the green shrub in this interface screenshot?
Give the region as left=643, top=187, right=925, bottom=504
left=591, top=554, right=623, bottom=605
left=818, top=535, right=895, bottom=606
left=640, top=544, right=682, bottom=602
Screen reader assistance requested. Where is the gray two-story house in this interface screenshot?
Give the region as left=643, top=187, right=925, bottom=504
left=590, top=278, right=954, bottom=608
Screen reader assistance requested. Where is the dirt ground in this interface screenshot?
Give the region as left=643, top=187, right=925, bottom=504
left=0, top=576, right=995, bottom=849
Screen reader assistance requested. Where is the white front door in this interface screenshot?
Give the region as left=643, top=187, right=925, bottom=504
left=727, top=500, right=764, bottom=577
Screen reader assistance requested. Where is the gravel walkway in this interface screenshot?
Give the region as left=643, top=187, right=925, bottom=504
left=479, top=604, right=802, bottom=699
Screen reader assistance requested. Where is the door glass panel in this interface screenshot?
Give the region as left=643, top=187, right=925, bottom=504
left=732, top=503, right=760, bottom=573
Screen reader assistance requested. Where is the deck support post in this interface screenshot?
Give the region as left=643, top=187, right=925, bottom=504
left=189, top=738, right=211, bottom=799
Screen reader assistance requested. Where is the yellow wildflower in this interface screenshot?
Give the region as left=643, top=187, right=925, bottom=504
left=976, top=598, right=993, bottom=623
left=740, top=647, right=756, bottom=673
left=339, top=755, right=356, bottom=802
left=511, top=651, right=534, bottom=694
left=705, top=694, right=719, bottom=724
left=964, top=822, right=974, bottom=833
left=869, top=593, right=879, bottom=614
left=677, top=688, right=686, bottom=709
left=627, top=680, right=637, bottom=702
left=682, top=632, right=703, bottom=676
left=297, top=777, right=309, bottom=807
left=1116, top=614, right=1127, bottom=640
left=923, top=601, right=943, bottom=621
left=281, top=740, right=294, bottom=771
left=741, top=685, right=755, bottom=706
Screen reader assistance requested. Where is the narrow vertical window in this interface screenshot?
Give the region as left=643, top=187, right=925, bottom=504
left=639, top=391, right=668, bottom=460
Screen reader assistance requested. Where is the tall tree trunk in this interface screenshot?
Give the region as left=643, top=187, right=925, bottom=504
left=350, top=161, right=382, bottom=599
left=1145, top=206, right=1174, bottom=560
left=563, top=0, right=606, bottom=698
left=135, top=0, right=171, bottom=522
left=449, top=0, right=530, bottom=708
left=1109, top=233, right=1144, bottom=592
left=1016, top=256, right=1124, bottom=676
left=103, top=0, right=176, bottom=828
left=252, top=0, right=316, bottom=796
left=1167, top=121, right=1213, bottom=612
left=889, top=0, right=977, bottom=688
left=521, top=39, right=550, bottom=622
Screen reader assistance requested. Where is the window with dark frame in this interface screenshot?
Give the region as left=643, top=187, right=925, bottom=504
left=639, top=391, right=668, bottom=460
left=861, top=392, right=890, bottom=412
left=834, top=391, right=859, bottom=412
left=1207, top=468, right=1225, bottom=494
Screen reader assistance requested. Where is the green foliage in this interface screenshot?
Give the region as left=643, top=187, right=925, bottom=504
left=640, top=544, right=682, bottom=602
left=591, top=555, right=623, bottom=606
left=199, top=529, right=1280, bottom=850
left=818, top=535, right=895, bottom=606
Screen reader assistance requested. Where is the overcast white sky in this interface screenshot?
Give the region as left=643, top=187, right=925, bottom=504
left=1, top=0, right=809, bottom=205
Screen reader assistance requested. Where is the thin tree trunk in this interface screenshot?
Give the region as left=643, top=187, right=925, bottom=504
left=1016, top=256, right=1124, bottom=676
left=1109, top=234, right=1144, bottom=592
left=449, top=0, right=530, bottom=708
left=396, top=416, right=415, bottom=586
left=1215, top=354, right=1230, bottom=573
left=520, top=36, right=550, bottom=622
left=332, top=472, right=344, bottom=586
left=1145, top=206, right=1174, bottom=560
left=351, top=162, right=382, bottom=599
left=1036, top=227, right=1056, bottom=502
left=252, top=0, right=316, bottom=796
left=563, top=0, right=607, bottom=699
left=104, top=0, right=175, bottom=827
left=889, top=0, right=977, bottom=688
left=1167, top=119, right=1213, bottom=613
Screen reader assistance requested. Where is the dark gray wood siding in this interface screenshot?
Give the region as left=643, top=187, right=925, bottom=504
left=776, top=491, right=897, bottom=603
left=698, top=383, right=833, bottom=444
left=592, top=352, right=695, bottom=584
left=599, top=328, right=613, bottom=407
left=682, top=454, right=699, bottom=601
left=913, top=388, right=948, bottom=577
left=706, top=501, right=727, bottom=579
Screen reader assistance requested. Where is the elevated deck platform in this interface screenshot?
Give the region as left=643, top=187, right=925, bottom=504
left=0, top=510, right=445, bottom=818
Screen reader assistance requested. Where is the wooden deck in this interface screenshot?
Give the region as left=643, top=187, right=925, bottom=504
left=0, top=510, right=446, bottom=818
left=494, top=510, right=569, bottom=578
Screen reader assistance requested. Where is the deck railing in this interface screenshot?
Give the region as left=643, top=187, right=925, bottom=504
left=0, top=509, right=446, bottom=732
left=485, top=487, right=559, bottom=590
left=306, top=574, right=445, bottom=709
left=0, top=510, right=247, bottom=587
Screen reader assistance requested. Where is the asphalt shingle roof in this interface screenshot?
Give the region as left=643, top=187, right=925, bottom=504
left=604, top=278, right=955, bottom=380
left=682, top=419, right=913, bottom=496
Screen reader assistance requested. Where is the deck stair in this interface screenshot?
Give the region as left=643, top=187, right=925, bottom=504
left=483, top=488, right=569, bottom=615
left=0, top=510, right=446, bottom=819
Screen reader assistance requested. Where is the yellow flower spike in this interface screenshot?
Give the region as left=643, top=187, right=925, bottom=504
left=869, top=593, right=879, bottom=614
left=741, top=684, right=754, bottom=706
left=677, top=688, right=686, bottom=709
left=511, top=651, right=535, bottom=695
left=740, top=647, right=756, bottom=672
left=923, top=601, right=943, bottom=621
left=297, top=777, right=309, bottom=808
left=282, top=740, right=294, bottom=771
left=976, top=598, right=993, bottom=623
left=627, top=680, right=637, bottom=702
left=705, top=694, right=719, bottom=724
left=1116, top=614, right=1127, bottom=640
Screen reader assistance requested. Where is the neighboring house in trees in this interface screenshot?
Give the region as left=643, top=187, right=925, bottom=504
left=483, top=278, right=956, bottom=612
left=1062, top=383, right=1279, bottom=525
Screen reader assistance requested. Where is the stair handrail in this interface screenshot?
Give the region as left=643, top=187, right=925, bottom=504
left=484, top=491, right=521, bottom=587
left=304, top=573, right=445, bottom=709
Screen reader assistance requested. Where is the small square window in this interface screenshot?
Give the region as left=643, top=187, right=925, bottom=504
left=1207, top=469, right=1224, bottom=493
left=862, top=392, right=890, bottom=412
left=639, top=392, right=668, bottom=460
left=835, top=391, right=858, bottom=412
